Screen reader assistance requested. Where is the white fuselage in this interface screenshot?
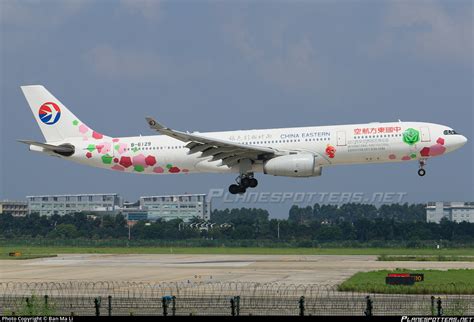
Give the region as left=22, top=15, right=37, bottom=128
left=45, top=121, right=467, bottom=176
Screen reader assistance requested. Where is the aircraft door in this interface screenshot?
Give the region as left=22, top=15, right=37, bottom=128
left=336, top=131, right=346, bottom=146
left=109, top=139, right=115, bottom=158
left=420, top=127, right=431, bottom=142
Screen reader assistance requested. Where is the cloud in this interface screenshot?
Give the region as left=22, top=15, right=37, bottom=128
left=222, top=14, right=321, bottom=90
left=1, top=0, right=161, bottom=30
left=84, top=44, right=161, bottom=79
left=0, top=0, right=94, bottom=55
left=83, top=44, right=213, bottom=81
left=366, top=1, right=472, bottom=64
left=119, top=0, right=161, bottom=22
left=259, top=37, right=320, bottom=89
left=223, top=18, right=264, bottom=63
left=0, top=0, right=90, bottom=28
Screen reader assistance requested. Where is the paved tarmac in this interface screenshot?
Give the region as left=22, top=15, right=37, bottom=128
left=1, top=254, right=473, bottom=286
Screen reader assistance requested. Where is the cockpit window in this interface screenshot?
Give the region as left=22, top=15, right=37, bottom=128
left=444, top=130, right=459, bottom=135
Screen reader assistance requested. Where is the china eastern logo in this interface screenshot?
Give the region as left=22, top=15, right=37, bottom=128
left=39, top=102, right=61, bottom=125
left=403, top=128, right=420, bottom=145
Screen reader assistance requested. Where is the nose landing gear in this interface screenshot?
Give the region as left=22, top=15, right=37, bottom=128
left=229, top=173, right=258, bottom=194
left=418, top=159, right=426, bottom=177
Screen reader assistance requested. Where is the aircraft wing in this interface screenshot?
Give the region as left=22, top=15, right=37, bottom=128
left=146, top=117, right=278, bottom=167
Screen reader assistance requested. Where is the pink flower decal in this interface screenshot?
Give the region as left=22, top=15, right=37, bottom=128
left=169, top=166, right=180, bottom=173
left=420, top=147, right=430, bottom=157
left=325, top=145, right=336, bottom=159
left=92, top=131, right=103, bottom=140
left=86, top=152, right=92, bottom=159
left=101, top=142, right=112, bottom=154
left=112, top=138, right=120, bottom=143
left=420, top=138, right=447, bottom=158
left=429, top=144, right=446, bottom=156
left=119, top=156, right=133, bottom=168
left=79, top=124, right=89, bottom=134
left=389, top=154, right=396, bottom=160
left=402, top=156, right=411, bottom=161
left=145, top=155, right=157, bottom=166
left=111, top=165, right=125, bottom=171
left=117, top=143, right=128, bottom=154
left=153, top=167, right=164, bottom=173
left=132, top=154, right=147, bottom=167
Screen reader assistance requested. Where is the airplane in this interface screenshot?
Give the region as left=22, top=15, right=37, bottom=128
left=19, top=85, right=468, bottom=194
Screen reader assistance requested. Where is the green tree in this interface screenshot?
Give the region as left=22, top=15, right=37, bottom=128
left=48, top=223, right=80, bottom=239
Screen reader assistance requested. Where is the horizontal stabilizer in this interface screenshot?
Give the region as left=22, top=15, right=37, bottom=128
left=18, top=140, right=75, bottom=154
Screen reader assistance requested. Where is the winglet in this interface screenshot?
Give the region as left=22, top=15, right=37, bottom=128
left=146, top=117, right=166, bottom=131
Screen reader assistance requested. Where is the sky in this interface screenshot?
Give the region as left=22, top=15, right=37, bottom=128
left=0, top=0, right=472, bottom=219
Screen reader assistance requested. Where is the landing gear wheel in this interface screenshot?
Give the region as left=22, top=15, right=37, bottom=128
left=229, top=184, right=247, bottom=194
left=418, top=159, right=427, bottom=177
left=240, top=177, right=251, bottom=188
left=229, top=184, right=240, bottom=194
left=249, top=178, right=258, bottom=188
left=229, top=173, right=256, bottom=194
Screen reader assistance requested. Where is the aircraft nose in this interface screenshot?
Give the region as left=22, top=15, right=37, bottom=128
left=453, top=135, right=468, bottom=149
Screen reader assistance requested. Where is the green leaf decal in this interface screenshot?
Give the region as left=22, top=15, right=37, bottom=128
left=102, top=154, right=113, bottom=164
left=403, top=128, right=420, bottom=145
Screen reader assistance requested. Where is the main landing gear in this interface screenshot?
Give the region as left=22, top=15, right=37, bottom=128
left=418, top=159, right=426, bottom=177
left=229, top=173, right=258, bottom=194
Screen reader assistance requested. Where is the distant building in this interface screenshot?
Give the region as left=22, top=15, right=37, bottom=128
left=23, top=192, right=211, bottom=221
left=139, top=194, right=211, bottom=222
left=121, top=200, right=148, bottom=222
left=426, top=202, right=474, bottom=223
left=26, top=193, right=123, bottom=217
left=0, top=201, right=29, bottom=217
left=125, top=211, right=149, bottom=221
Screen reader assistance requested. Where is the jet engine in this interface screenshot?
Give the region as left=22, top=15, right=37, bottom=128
left=263, top=153, right=322, bottom=177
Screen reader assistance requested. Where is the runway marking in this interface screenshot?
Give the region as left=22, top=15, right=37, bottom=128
left=21, top=256, right=255, bottom=268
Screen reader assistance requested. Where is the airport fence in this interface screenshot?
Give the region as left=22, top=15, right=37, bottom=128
left=0, top=282, right=473, bottom=316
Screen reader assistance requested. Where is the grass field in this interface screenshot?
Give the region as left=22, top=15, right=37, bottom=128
left=378, top=255, right=474, bottom=262
left=1, top=246, right=474, bottom=257
left=0, top=254, right=57, bottom=260
left=338, top=269, right=474, bottom=294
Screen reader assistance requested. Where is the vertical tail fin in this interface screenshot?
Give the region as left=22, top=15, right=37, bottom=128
left=21, top=85, right=106, bottom=142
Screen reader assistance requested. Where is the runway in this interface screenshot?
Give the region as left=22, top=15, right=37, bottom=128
left=1, top=254, right=473, bottom=286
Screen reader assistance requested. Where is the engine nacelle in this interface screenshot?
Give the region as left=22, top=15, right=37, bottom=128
left=263, top=154, right=322, bottom=177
